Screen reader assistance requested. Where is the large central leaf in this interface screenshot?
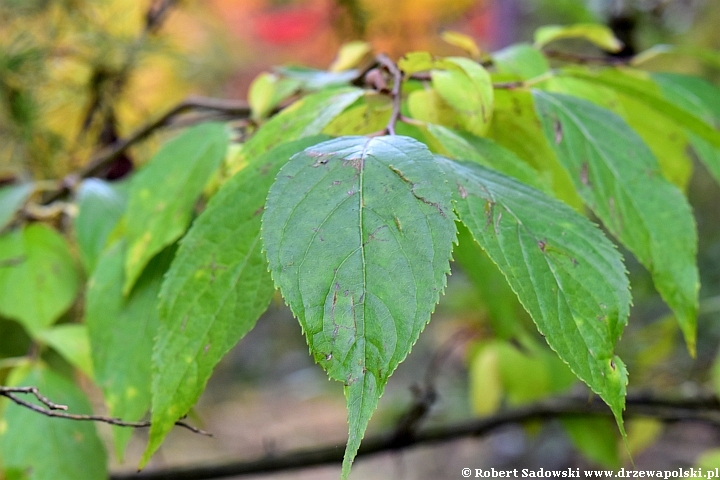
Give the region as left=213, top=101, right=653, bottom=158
left=262, top=135, right=456, bottom=478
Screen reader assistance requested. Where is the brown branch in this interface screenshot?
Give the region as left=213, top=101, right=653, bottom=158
left=110, top=393, right=720, bottom=480
left=43, top=96, right=252, bottom=203
left=377, top=54, right=403, bottom=136
left=0, top=386, right=211, bottom=436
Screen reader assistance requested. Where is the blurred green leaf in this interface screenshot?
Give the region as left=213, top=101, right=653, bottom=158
left=124, top=123, right=227, bottom=294
left=0, top=183, right=32, bottom=233
left=0, top=224, right=80, bottom=335
left=275, top=66, right=358, bottom=90
left=86, top=241, right=172, bottom=461
left=432, top=57, right=493, bottom=136
left=74, top=178, right=127, bottom=273
left=562, top=417, right=620, bottom=468
left=36, top=324, right=93, bottom=378
left=248, top=73, right=301, bottom=119
left=492, top=43, right=550, bottom=80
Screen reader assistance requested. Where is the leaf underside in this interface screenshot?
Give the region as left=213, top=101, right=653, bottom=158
left=262, top=135, right=456, bottom=478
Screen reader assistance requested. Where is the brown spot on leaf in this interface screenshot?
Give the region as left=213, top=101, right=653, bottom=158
left=458, top=184, right=468, bottom=199
left=554, top=118, right=563, bottom=144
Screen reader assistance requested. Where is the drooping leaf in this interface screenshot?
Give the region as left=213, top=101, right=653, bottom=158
left=123, top=123, right=228, bottom=294
left=0, top=224, right=80, bottom=335
left=248, top=72, right=301, bottom=119
left=322, top=93, right=392, bottom=136
left=534, top=91, right=699, bottom=355
left=492, top=43, right=550, bottom=80
left=432, top=57, right=493, bottom=136
left=232, top=87, right=363, bottom=173
left=486, top=89, right=583, bottom=209
left=539, top=76, right=693, bottom=189
left=0, top=366, right=107, bottom=480
left=562, top=417, right=620, bottom=468
left=74, top=178, right=128, bottom=273
left=86, top=241, right=172, bottom=461
left=275, top=66, right=358, bottom=90
left=651, top=72, right=720, bottom=186
left=0, top=183, right=32, bottom=233
left=441, top=31, right=482, bottom=59
left=534, top=23, right=622, bottom=52
left=423, top=124, right=548, bottom=192
left=437, top=156, right=630, bottom=433
left=263, top=136, right=456, bottom=478
left=562, top=68, right=720, bottom=151
left=36, top=324, right=93, bottom=378
left=141, top=136, right=330, bottom=467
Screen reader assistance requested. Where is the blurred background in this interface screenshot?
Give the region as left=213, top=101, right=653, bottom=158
left=2, top=1, right=720, bottom=478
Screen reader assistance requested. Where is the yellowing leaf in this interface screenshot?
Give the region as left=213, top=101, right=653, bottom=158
left=441, top=31, right=481, bottom=59
left=330, top=41, right=372, bottom=72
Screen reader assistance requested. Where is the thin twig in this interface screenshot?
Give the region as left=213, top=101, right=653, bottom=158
left=43, top=96, right=253, bottom=203
left=110, top=393, right=720, bottom=480
left=377, top=54, right=403, bottom=136
left=0, top=386, right=211, bottom=436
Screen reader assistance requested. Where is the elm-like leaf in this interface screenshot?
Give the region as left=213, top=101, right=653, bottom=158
left=262, top=136, right=456, bottom=478
left=534, top=91, right=699, bottom=355
left=140, top=136, right=330, bottom=467
left=437, top=156, right=630, bottom=432
left=123, top=123, right=227, bottom=294
left=86, top=241, right=172, bottom=461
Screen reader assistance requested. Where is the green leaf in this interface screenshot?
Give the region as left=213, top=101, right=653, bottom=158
left=0, top=366, right=107, bottom=480
left=398, top=51, right=435, bottom=75
left=0, top=224, right=80, bottom=335
left=533, top=91, right=699, bottom=355
left=562, top=68, right=720, bottom=151
left=632, top=44, right=720, bottom=70
left=486, top=89, right=583, bottom=210
left=441, top=31, right=482, bottom=59
left=562, top=417, right=620, bottom=468
left=123, top=123, right=227, bottom=294
left=492, top=43, right=550, bottom=80
left=36, top=325, right=93, bottom=378
left=539, top=76, right=693, bottom=189
left=534, top=23, right=622, bottom=52
left=86, top=241, right=171, bottom=461
left=432, top=57, right=493, bottom=136
left=248, top=72, right=301, bottom=119
left=275, top=66, right=358, bottom=90
left=141, top=135, right=330, bottom=467
left=233, top=87, right=363, bottom=173
left=263, top=136, right=456, bottom=478
left=651, top=73, right=720, bottom=186
left=322, top=93, right=392, bottom=136
left=74, top=178, right=128, bottom=273
left=423, top=124, right=548, bottom=192
left=437, top=156, right=630, bottom=434
left=468, top=342, right=502, bottom=415
left=0, top=183, right=32, bottom=233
